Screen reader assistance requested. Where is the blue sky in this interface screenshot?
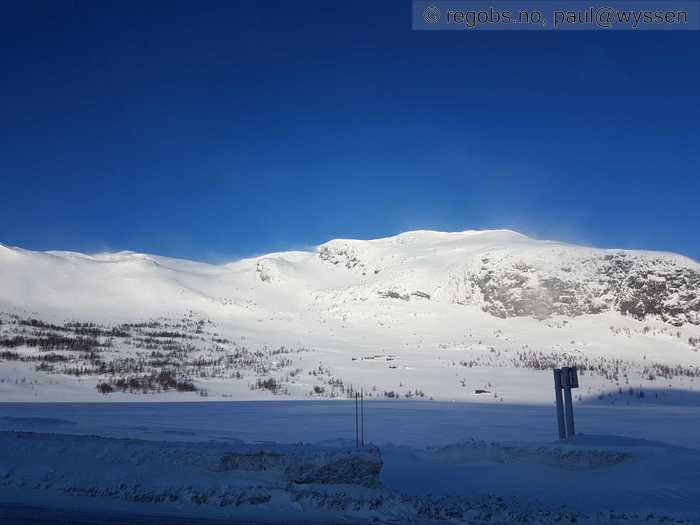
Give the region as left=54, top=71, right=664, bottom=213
left=1, top=1, right=698, bottom=261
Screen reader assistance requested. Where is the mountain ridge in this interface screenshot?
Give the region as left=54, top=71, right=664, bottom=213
left=1, top=229, right=699, bottom=402
left=1, top=229, right=699, bottom=326
left=1, top=229, right=698, bottom=267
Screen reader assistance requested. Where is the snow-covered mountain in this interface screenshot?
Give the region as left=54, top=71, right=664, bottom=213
left=1, top=230, right=699, bottom=402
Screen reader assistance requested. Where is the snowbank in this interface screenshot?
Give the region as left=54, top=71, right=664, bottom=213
left=1, top=428, right=698, bottom=524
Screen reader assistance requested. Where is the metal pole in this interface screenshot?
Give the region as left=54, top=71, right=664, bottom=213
left=553, top=369, right=566, bottom=440
left=355, top=392, right=359, bottom=448
left=360, top=390, right=364, bottom=447
left=563, top=384, right=575, bottom=438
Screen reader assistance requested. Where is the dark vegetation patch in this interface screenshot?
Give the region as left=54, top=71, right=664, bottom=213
left=0, top=312, right=309, bottom=396
left=97, top=370, right=196, bottom=394
left=511, top=349, right=700, bottom=382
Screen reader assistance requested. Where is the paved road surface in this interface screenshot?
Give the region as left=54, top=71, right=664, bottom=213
left=0, top=504, right=297, bottom=525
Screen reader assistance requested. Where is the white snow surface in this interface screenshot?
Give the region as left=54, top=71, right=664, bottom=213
left=2, top=229, right=700, bottom=522
left=1, top=401, right=700, bottom=524
left=0, top=229, right=699, bottom=403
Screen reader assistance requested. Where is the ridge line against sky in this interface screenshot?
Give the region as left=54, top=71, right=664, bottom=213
left=1, top=228, right=699, bottom=266
left=0, top=2, right=698, bottom=262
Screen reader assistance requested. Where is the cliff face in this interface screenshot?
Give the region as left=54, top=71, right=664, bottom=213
left=456, top=252, right=700, bottom=326
left=315, top=232, right=700, bottom=327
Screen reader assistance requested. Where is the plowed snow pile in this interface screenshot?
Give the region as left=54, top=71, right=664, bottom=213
left=0, top=428, right=697, bottom=524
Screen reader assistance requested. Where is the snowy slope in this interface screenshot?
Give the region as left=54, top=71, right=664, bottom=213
left=1, top=230, right=699, bottom=402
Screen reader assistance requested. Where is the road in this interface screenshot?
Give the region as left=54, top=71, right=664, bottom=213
left=0, top=504, right=296, bottom=525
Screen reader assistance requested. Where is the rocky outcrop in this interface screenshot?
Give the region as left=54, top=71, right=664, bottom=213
left=460, top=252, right=700, bottom=326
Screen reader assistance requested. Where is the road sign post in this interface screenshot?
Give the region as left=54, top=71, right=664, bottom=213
left=553, top=369, right=566, bottom=440
left=553, top=366, right=579, bottom=440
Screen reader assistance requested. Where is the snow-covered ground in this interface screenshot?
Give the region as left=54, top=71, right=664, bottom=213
left=1, top=230, right=699, bottom=404
left=1, top=230, right=699, bottom=522
left=1, top=401, right=699, bottom=524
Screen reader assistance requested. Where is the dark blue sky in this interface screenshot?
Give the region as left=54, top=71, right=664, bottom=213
left=1, top=1, right=698, bottom=261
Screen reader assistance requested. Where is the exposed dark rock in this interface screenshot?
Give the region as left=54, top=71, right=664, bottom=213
left=462, top=252, right=700, bottom=326
left=319, top=246, right=365, bottom=271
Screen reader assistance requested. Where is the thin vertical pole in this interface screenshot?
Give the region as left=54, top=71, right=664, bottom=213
left=563, top=385, right=575, bottom=438
left=360, top=390, right=364, bottom=447
left=355, top=392, right=359, bottom=448
left=553, top=369, right=566, bottom=440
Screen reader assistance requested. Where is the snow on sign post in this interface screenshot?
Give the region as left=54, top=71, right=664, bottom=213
left=553, top=367, right=579, bottom=440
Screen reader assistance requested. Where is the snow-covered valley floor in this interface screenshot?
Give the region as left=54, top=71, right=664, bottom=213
left=1, top=401, right=699, bottom=524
